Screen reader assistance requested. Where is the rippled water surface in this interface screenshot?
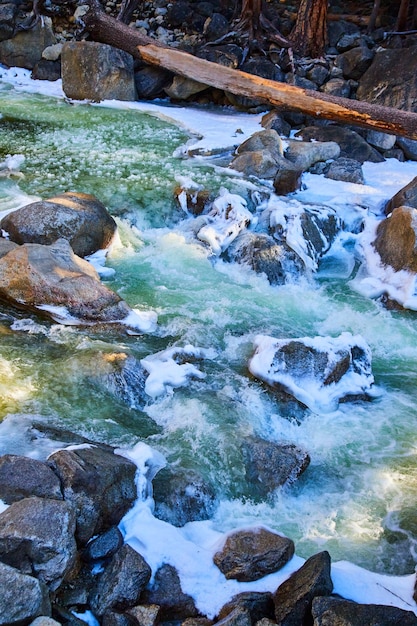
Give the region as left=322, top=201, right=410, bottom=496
left=1, top=84, right=417, bottom=578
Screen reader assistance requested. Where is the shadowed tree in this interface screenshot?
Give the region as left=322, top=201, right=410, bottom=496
left=289, top=0, right=328, bottom=58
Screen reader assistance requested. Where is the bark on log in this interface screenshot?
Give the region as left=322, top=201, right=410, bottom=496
left=138, top=43, right=417, bottom=140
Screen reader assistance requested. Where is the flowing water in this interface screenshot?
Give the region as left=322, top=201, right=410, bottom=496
left=1, top=77, right=417, bottom=608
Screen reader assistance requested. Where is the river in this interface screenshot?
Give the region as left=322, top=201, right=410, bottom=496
left=1, top=67, right=417, bottom=618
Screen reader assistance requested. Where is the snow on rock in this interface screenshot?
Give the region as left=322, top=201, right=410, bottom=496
left=248, top=332, right=375, bottom=413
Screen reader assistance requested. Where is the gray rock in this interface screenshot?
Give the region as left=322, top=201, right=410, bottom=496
left=90, top=544, right=151, bottom=616
left=312, top=595, right=417, bottom=625
left=0, top=3, right=18, bottom=42
left=0, top=238, right=132, bottom=325
left=61, top=41, right=136, bottom=102
left=236, top=129, right=284, bottom=162
left=357, top=45, right=417, bottom=112
left=296, top=126, right=384, bottom=163
left=216, top=591, right=275, bottom=624
left=261, top=110, right=291, bottom=137
left=374, top=206, right=417, bottom=273
left=203, top=12, right=229, bottom=40
left=366, top=130, right=396, bottom=151
left=213, top=607, right=251, bottom=626
left=0, top=17, right=56, bottom=69
left=134, top=66, right=172, bottom=99
left=142, top=563, right=200, bottom=621
left=213, top=527, right=294, bottom=582
left=48, top=445, right=137, bottom=544
left=31, top=59, right=61, bottom=82
left=284, top=139, right=341, bottom=171
left=0, top=496, right=77, bottom=590
left=273, top=551, right=333, bottom=625
left=396, top=137, right=417, bottom=161
left=83, top=526, right=124, bottom=562
left=0, top=454, right=62, bottom=504
left=324, top=157, right=364, bottom=184
left=165, top=75, right=208, bottom=100
left=152, top=466, right=218, bottom=527
left=385, top=176, right=417, bottom=214
left=30, top=618, right=61, bottom=626
left=229, top=151, right=280, bottom=179
left=0, top=561, right=51, bottom=625
left=336, top=41, right=375, bottom=80
left=0, top=191, right=117, bottom=258
left=95, top=353, right=148, bottom=410
left=321, top=78, right=351, bottom=98
left=0, top=238, right=18, bottom=258
left=125, top=604, right=160, bottom=626
left=241, top=436, right=310, bottom=498
left=224, top=231, right=305, bottom=285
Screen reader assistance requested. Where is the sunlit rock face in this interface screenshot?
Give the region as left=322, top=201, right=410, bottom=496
left=248, top=332, right=374, bottom=413
left=0, top=238, right=132, bottom=324
left=374, top=206, right=417, bottom=273
left=0, top=191, right=117, bottom=258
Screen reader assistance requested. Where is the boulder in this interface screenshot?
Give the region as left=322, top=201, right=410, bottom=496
left=229, top=151, right=281, bottom=179
left=296, top=126, right=384, bottom=163
left=273, top=551, right=333, bottom=625
left=335, top=40, right=375, bottom=80
left=321, top=78, right=352, bottom=98
left=31, top=59, right=61, bottom=82
left=61, top=41, right=136, bottom=102
left=134, top=65, right=173, bottom=99
left=0, top=191, right=117, bottom=258
left=48, top=445, right=137, bottom=544
left=357, top=45, right=417, bottom=112
left=241, top=436, right=310, bottom=498
left=0, top=17, right=56, bottom=69
left=324, top=157, right=364, bottom=184
left=396, top=137, right=417, bottom=161
left=0, top=2, right=19, bottom=42
left=261, top=110, right=291, bottom=137
left=90, top=544, right=151, bottom=616
left=165, top=76, right=208, bottom=100
left=312, top=596, right=417, bottom=625
left=152, top=466, right=218, bottom=527
left=82, top=526, right=124, bottom=563
left=223, top=231, right=306, bottom=285
left=248, top=332, right=374, bottom=413
left=0, top=238, right=132, bottom=325
left=366, top=130, right=396, bottom=152
left=213, top=527, right=294, bottom=582
left=373, top=206, right=417, bottom=273
left=142, top=563, right=200, bottom=621
left=273, top=163, right=303, bottom=195
left=284, top=139, right=341, bottom=171
left=0, top=496, right=77, bottom=590
left=0, top=454, right=62, bottom=504
left=385, top=177, right=417, bottom=215
left=216, top=591, right=275, bottom=623
left=236, top=130, right=284, bottom=162
left=0, top=561, right=51, bottom=625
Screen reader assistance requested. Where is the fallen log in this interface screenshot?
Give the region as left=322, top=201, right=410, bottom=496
left=138, top=43, right=417, bottom=140
left=82, top=0, right=417, bottom=140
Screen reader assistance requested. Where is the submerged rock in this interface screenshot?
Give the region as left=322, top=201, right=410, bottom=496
left=213, top=527, right=295, bottom=582
left=0, top=191, right=117, bottom=258
left=152, top=466, right=218, bottom=527
left=248, top=332, right=374, bottom=412
left=273, top=551, right=333, bottom=625
left=241, top=436, right=310, bottom=498
left=0, top=238, right=133, bottom=325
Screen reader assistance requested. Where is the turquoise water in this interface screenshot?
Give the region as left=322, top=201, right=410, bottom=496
left=1, top=86, right=417, bottom=577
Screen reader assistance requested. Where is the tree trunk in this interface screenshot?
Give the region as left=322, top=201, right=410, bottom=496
left=237, top=0, right=262, bottom=38
left=367, top=0, right=381, bottom=33
left=396, top=0, right=410, bottom=31
left=138, top=42, right=417, bottom=140
left=290, top=0, right=328, bottom=58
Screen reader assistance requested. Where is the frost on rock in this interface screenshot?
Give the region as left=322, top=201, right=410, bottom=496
left=248, top=332, right=375, bottom=413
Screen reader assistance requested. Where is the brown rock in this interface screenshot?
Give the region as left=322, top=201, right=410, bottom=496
left=374, top=206, right=417, bottom=273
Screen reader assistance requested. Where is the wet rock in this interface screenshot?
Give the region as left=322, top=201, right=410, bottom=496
left=213, top=527, right=294, bottom=582
left=48, top=445, right=137, bottom=544
left=374, top=206, right=417, bottom=273
left=96, top=353, right=148, bottom=410
left=0, top=17, right=56, bottom=69
left=324, top=157, right=364, bottom=184
left=152, top=466, right=218, bottom=527
left=90, top=544, right=151, bottom=617
left=61, top=41, right=136, bottom=102
left=296, top=126, right=384, bottom=163
left=0, top=496, right=77, bottom=590
left=83, top=526, right=124, bottom=562
left=248, top=332, right=374, bottom=412
left=0, top=238, right=132, bottom=325
left=0, top=454, right=62, bottom=504
left=335, top=40, right=375, bottom=80
left=312, top=596, right=417, bottom=625
left=273, top=551, right=333, bottom=625
left=134, top=65, right=173, bottom=99
left=142, top=563, right=200, bottom=620
left=357, top=45, right=417, bottom=112
left=284, top=139, right=340, bottom=171
left=241, top=436, right=310, bottom=498
left=31, top=59, right=61, bottom=81
left=0, top=191, right=117, bottom=258
left=385, top=176, right=417, bottom=215
left=223, top=231, right=306, bottom=285
left=217, top=591, right=275, bottom=623
left=55, top=561, right=95, bottom=608
left=0, top=561, right=51, bottom=624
